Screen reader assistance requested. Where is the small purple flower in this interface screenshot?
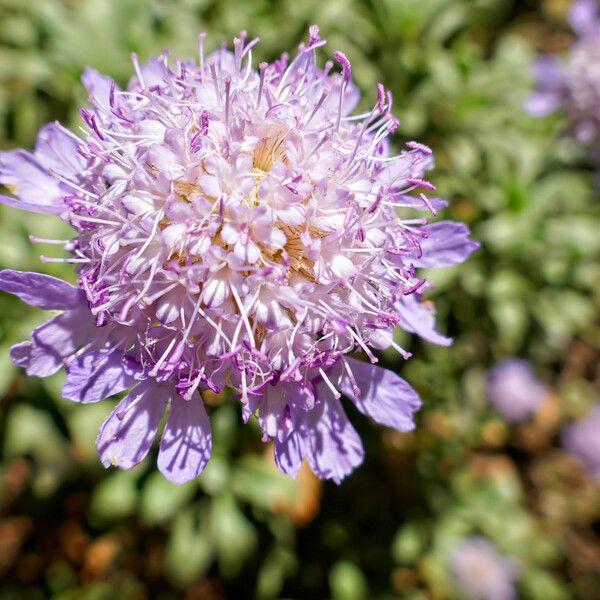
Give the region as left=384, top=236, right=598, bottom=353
left=486, top=359, right=548, bottom=423
left=526, top=0, right=600, bottom=145
left=563, top=405, right=600, bottom=479
left=0, top=29, right=478, bottom=484
left=450, top=537, right=519, bottom=600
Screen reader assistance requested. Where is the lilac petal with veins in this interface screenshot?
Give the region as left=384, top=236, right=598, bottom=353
left=10, top=307, right=94, bottom=378
left=412, top=221, right=479, bottom=268
left=97, top=380, right=167, bottom=470
left=63, top=349, right=138, bottom=404
left=342, top=358, right=422, bottom=432
left=275, top=382, right=364, bottom=484
left=0, top=270, right=83, bottom=310
left=0, top=124, right=83, bottom=213
left=158, top=392, right=212, bottom=484
left=395, top=293, right=453, bottom=347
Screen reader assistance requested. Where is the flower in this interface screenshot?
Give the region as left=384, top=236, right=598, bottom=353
left=450, top=537, right=519, bottom=600
left=562, top=405, right=600, bottom=479
left=486, top=359, right=548, bottom=423
left=0, top=28, right=478, bottom=484
left=526, top=0, right=600, bottom=145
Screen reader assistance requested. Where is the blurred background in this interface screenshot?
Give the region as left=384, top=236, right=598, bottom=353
left=1, top=0, right=599, bottom=598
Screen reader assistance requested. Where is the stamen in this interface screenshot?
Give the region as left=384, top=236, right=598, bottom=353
left=256, top=62, right=268, bottom=109
left=333, top=51, right=351, bottom=131
left=304, top=89, right=329, bottom=126
left=198, top=32, right=206, bottom=75
left=230, top=284, right=256, bottom=349
left=40, top=256, right=90, bottom=264
left=224, top=76, right=232, bottom=132
left=318, top=368, right=341, bottom=399
left=131, top=53, right=146, bottom=88
left=29, top=236, right=71, bottom=245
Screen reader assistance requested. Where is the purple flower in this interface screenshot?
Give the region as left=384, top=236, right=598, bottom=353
left=486, top=359, right=548, bottom=423
left=526, top=0, right=600, bottom=145
left=0, top=29, right=478, bottom=484
left=563, top=405, right=600, bottom=479
left=450, top=537, right=519, bottom=600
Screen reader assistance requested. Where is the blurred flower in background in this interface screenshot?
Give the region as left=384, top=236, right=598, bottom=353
left=527, top=0, right=600, bottom=150
left=450, top=537, right=519, bottom=600
left=562, top=404, right=600, bottom=479
left=486, top=359, right=548, bottom=423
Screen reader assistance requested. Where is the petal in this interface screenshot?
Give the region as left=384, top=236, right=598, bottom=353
left=266, top=226, right=287, bottom=249
left=0, top=150, right=63, bottom=214
left=258, top=382, right=314, bottom=440
left=146, top=144, right=182, bottom=179
left=234, top=239, right=260, bottom=264
left=158, top=392, right=212, bottom=484
left=63, top=349, right=137, bottom=404
left=323, top=72, right=360, bottom=115
left=205, top=49, right=236, bottom=76
left=0, top=270, right=83, bottom=310
left=155, top=288, right=186, bottom=325
left=274, top=431, right=304, bottom=478
left=127, top=57, right=168, bottom=91
left=278, top=204, right=306, bottom=226
left=330, top=255, right=357, bottom=280
left=342, top=358, right=422, bottom=432
left=139, top=57, right=167, bottom=88
left=122, top=194, right=154, bottom=217
left=394, top=194, right=449, bottom=213
left=10, top=342, right=33, bottom=370
left=12, top=307, right=93, bottom=377
left=97, top=380, right=166, bottom=470
left=341, top=79, right=360, bottom=115
left=395, top=293, right=452, bottom=346
left=34, top=123, right=82, bottom=178
left=220, top=223, right=239, bottom=245
left=302, top=384, right=364, bottom=484
left=82, top=67, right=116, bottom=113
left=200, top=276, right=229, bottom=308
left=275, top=382, right=364, bottom=484
left=160, top=223, right=187, bottom=249
left=0, top=193, right=61, bottom=214
left=412, top=221, right=479, bottom=268
left=0, top=123, right=83, bottom=213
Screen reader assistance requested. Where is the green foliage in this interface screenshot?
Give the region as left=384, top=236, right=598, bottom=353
left=329, top=561, right=369, bottom=600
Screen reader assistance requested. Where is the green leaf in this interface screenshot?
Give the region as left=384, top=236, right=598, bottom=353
left=139, top=470, right=197, bottom=525
left=231, top=455, right=298, bottom=511
left=90, top=469, right=139, bottom=521
left=211, top=493, right=258, bottom=577
left=165, top=504, right=214, bottom=587
left=329, top=561, right=369, bottom=600
left=392, top=521, right=429, bottom=565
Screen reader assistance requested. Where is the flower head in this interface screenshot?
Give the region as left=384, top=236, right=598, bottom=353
left=0, top=29, right=478, bottom=483
left=563, top=404, right=600, bottom=479
left=526, top=0, right=600, bottom=145
left=450, top=537, right=519, bottom=600
left=486, top=359, right=548, bottom=423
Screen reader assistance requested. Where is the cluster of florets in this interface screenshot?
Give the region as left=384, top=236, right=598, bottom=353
left=527, top=0, right=600, bottom=147
left=0, top=28, right=477, bottom=484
